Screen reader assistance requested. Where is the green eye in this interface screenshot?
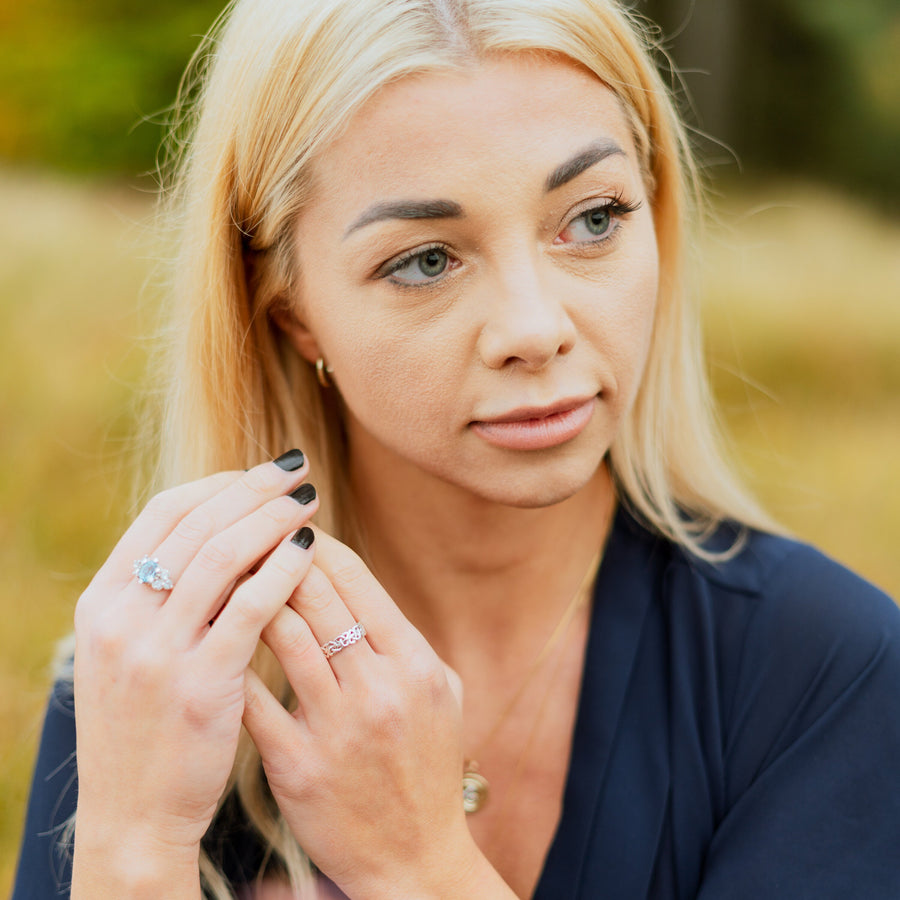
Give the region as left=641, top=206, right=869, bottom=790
left=380, top=243, right=455, bottom=285
left=418, top=249, right=448, bottom=277
left=584, top=207, right=611, bottom=236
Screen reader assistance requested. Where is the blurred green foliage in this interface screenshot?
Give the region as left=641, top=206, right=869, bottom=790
left=1, top=0, right=899, bottom=203
left=736, top=0, right=900, bottom=202
left=0, top=0, right=224, bottom=175
left=644, top=0, right=900, bottom=206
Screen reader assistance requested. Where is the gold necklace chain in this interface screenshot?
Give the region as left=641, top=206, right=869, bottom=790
left=488, top=601, right=576, bottom=828
left=462, top=551, right=601, bottom=814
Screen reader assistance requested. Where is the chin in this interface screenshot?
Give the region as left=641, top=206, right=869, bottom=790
left=466, top=457, right=606, bottom=509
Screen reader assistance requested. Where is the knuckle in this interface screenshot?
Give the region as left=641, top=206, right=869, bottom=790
left=173, top=507, right=217, bottom=547
left=270, top=758, right=317, bottom=799
left=405, top=647, right=444, bottom=689
left=325, top=543, right=364, bottom=580
left=294, top=586, right=331, bottom=618
left=226, top=589, right=269, bottom=631
left=86, top=613, right=128, bottom=661
left=242, top=679, right=266, bottom=717
left=363, top=689, right=406, bottom=740
left=177, top=687, right=212, bottom=730
left=72, top=603, right=87, bottom=635
left=209, top=470, right=240, bottom=491
left=73, top=589, right=98, bottom=632
left=267, top=551, right=305, bottom=583
left=259, top=496, right=300, bottom=531
left=241, top=464, right=283, bottom=498
left=292, top=572, right=333, bottom=616
left=442, top=663, right=464, bottom=706
left=270, top=617, right=317, bottom=662
left=328, top=557, right=370, bottom=599
left=144, top=487, right=188, bottom=525
left=124, top=641, right=169, bottom=687
left=195, top=538, right=237, bottom=574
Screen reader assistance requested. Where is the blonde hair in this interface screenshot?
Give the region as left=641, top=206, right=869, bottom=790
left=147, top=0, right=776, bottom=894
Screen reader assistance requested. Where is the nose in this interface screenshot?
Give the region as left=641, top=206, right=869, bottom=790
left=477, top=253, right=576, bottom=371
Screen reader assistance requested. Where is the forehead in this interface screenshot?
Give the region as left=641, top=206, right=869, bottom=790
left=309, top=55, right=639, bottom=202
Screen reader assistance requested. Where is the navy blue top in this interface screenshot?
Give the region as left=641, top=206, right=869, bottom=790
left=13, top=509, right=900, bottom=898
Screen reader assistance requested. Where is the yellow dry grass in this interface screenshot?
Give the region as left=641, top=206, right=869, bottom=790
left=1, top=171, right=898, bottom=892
left=700, top=180, right=900, bottom=592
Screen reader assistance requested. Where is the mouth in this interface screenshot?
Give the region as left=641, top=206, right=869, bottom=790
left=470, top=396, right=597, bottom=451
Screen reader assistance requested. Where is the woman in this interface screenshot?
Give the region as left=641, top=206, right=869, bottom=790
left=13, top=0, right=900, bottom=897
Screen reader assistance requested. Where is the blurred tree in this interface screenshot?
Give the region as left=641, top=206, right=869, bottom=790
left=640, top=0, right=742, bottom=148
left=641, top=0, right=900, bottom=207
left=0, top=0, right=897, bottom=205
left=0, top=0, right=224, bottom=177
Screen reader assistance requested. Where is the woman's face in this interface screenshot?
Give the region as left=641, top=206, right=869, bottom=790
left=283, top=55, right=659, bottom=509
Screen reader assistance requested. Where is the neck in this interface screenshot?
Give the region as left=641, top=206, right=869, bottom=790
left=348, top=451, right=616, bottom=669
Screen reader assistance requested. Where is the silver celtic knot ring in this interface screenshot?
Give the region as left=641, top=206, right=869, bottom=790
left=133, top=556, right=175, bottom=592
left=320, top=622, right=366, bottom=659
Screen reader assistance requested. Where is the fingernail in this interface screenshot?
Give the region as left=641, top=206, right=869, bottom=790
left=289, top=483, right=317, bottom=505
left=291, top=526, right=315, bottom=549
left=273, top=449, right=305, bottom=471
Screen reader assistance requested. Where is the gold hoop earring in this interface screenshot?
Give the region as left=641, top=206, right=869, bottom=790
left=315, top=357, right=334, bottom=388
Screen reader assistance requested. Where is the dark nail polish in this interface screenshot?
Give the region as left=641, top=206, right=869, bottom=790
left=273, top=449, right=305, bottom=471
left=289, top=483, right=317, bottom=505
left=291, top=526, right=315, bottom=549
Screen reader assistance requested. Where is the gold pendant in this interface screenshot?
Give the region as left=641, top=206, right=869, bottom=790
left=462, top=762, right=489, bottom=814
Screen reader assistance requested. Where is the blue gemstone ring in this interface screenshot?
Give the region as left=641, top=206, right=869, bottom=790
left=133, top=555, right=175, bottom=592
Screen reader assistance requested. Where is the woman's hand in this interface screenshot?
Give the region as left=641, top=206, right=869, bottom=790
left=242, top=530, right=516, bottom=900
left=71, top=452, right=319, bottom=895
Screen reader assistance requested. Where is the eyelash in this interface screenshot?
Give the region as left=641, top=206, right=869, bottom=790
left=376, top=242, right=453, bottom=284
left=558, top=195, right=643, bottom=248
left=375, top=194, right=643, bottom=286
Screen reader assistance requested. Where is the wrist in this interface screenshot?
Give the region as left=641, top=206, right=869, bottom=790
left=362, top=833, right=517, bottom=900
left=442, top=847, right=519, bottom=900
left=72, top=816, right=202, bottom=900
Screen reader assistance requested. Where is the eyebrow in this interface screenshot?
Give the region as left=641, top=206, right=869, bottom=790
left=544, top=139, right=626, bottom=193
left=344, top=199, right=463, bottom=239
left=342, top=139, right=626, bottom=238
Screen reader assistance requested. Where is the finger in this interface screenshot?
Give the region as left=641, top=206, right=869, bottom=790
left=202, top=525, right=318, bottom=668
left=171, top=489, right=319, bottom=643
left=310, top=529, right=417, bottom=656
left=92, top=470, right=240, bottom=590
left=242, top=666, right=301, bottom=763
left=288, top=564, right=374, bottom=681
left=259, top=603, right=340, bottom=717
left=133, top=453, right=313, bottom=596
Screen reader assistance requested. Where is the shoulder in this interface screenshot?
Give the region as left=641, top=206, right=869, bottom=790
left=607, top=514, right=900, bottom=895
left=664, top=520, right=900, bottom=663
left=658, top=521, right=900, bottom=791
left=11, top=678, right=77, bottom=899
left=615, top=509, right=900, bottom=696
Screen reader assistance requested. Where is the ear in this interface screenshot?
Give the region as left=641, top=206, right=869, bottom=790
left=271, top=304, right=321, bottom=365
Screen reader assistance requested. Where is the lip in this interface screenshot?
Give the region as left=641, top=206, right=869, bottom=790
left=470, top=396, right=596, bottom=451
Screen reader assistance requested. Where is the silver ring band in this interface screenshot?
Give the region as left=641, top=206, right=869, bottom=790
left=133, top=556, right=174, bottom=592
left=321, top=622, right=366, bottom=659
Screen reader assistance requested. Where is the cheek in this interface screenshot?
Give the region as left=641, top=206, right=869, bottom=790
left=629, top=251, right=660, bottom=364
left=296, top=253, right=467, bottom=444
left=588, top=242, right=659, bottom=398
left=615, top=251, right=660, bottom=420
left=329, top=314, right=461, bottom=432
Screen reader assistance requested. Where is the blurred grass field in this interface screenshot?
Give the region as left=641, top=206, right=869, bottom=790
left=1, top=169, right=898, bottom=891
